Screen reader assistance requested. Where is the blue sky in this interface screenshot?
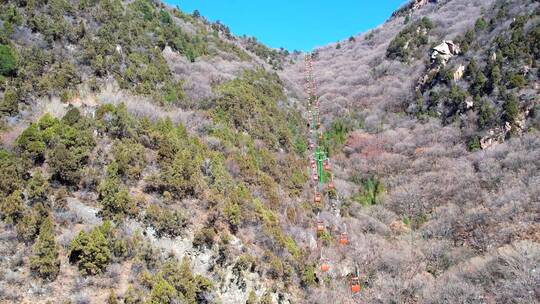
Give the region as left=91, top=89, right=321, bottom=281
left=166, top=1, right=408, bottom=51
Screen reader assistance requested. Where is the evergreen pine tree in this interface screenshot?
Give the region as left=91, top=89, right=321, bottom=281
left=147, top=277, right=177, bottom=304
left=27, top=170, right=49, bottom=202
left=68, top=223, right=112, bottom=275
left=30, top=216, right=60, bottom=281
left=259, top=293, right=273, bottom=304
left=503, top=94, right=520, bottom=124
left=107, top=289, right=119, bottom=304
left=246, top=290, right=258, bottom=304
left=0, top=189, right=25, bottom=224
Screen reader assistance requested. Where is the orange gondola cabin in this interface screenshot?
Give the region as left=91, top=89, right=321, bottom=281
left=350, top=277, right=361, bottom=293
left=314, top=193, right=322, bottom=204
left=316, top=220, right=325, bottom=233
left=320, top=260, right=330, bottom=273
left=328, top=181, right=335, bottom=190
left=339, top=232, right=348, bottom=245
left=324, top=163, right=332, bottom=172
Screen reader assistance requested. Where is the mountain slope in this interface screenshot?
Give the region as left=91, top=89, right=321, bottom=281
left=0, top=0, right=539, bottom=303
left=281, top=0, right=540, bottom=302
left=0, top=1, right=305, bottom=303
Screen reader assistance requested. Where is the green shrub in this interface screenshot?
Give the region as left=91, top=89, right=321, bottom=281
left=234, top=254, right=256, bottom=272
left=130, top=0, right=155, bottom=21
left=152, top=147, right=206, bottom=198
left=353, top=176, right=385, bottom=207
left=15, top=209, right=39, bottom=242
left=508, top=74, right=527, bottom=89
left=193, top=227, right=216, bottom=249
left=320, top=119, right=352, bottom=156
left=253, top=199, right=300, bottom=258
left=244, top=37, right=286, bottom=69
left=386, top=17, right=434, bottom=62
left=259, top=293, right=273, bottom=304
left=62, top=107, right=81, bottom=126
left=68, top=223, right=112, bottom=275
left=467, top=136, right=482, bottom=151
left=301, top=264, right=317, bottom=287
left=48, top=143, right=87, bottom=185
left=98, top=177, right=136, bottom=220
left=124, top=285, right=144, bottom=304
left=0, top=88, right=19, bottom=115
left=0, top=150, right=25, bottom=196
left=112, top=139, right=147, bottom=180
left=144, top=204, right=188, bottom=238
left=162, top=80, right=186, bottom=106
left=246, top=290, right=258, bottom=304
left=15, top=203, right=50, bottom=242
left=287, top=167, right=307, bottom=196
left=477, top=97, right=496, bottom=129
left=0, top=44, right=17, bottom=76
left=96, top=103, right=135, bottom=138
left=154, top=121, right=188, bottom=164
left=27, top=170, right=49, bottom=202
left=37, top=61, right=80, bottom=96
left=460, top=29, right=476, bottom=53
left=293, top=136, right=307, bottom=155
left=37, top=114, right=61, bottom=143
left=157, top=257, right=213, bottom=303
left=53, top=187, right=69, bottom=211
left=470, top=71, right=488, bottom=96
left=33, top=113, right=96, bottom=185
left=107, top=289, right=119, bottom=304
left=317, top=230, right=332, bottom=246
left=267, top=254, right=284, bottom=279
left=386, top=35, right=409, bottom=62
left=0, top=189, right=25, bottom=224
left=488, top=65, right=501, bottom=93
left=147, top=277, right=178, bottom=304
left=159, top=9, right=171, bottom=24
left=214, top=69, right=293, bottom=150
left=30, top=216, right=60, bottom=281
left=16, top=123, right=46, bottom=162
left=465, top=58, right=479, bottom=80
left=2, top=4, right=23, bottom=28
left=213, top=38, right=251, bottom=62
left=475, top=18, right=487, bottom=31
left=503, top=94, right=520, bottom=124
left=223, top=201, right=241, bottom=231
left=122, top=50, right=172, bottom=95
left=420, top=17, right=434, bottom=29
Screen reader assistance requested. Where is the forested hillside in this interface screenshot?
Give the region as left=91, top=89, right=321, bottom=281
left=282, top=0, right=540, bottom=302
left=0, top=0, right=539, bottom=303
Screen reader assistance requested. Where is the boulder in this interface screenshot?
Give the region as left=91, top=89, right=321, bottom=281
left=431, top=40, right=460, bottom=65
left=465, top=96, right=474, bottom=109
left=480, top=136, right=493, bottom=150
left=480, top=125, right=510, bottom=149
left=412, top=0, right=430, bottom=10
left=454, top=64, right=465, bottom=81
left=389, top=220, right=410, bottom=234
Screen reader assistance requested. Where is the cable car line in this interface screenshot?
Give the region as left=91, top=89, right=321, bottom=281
left=303, top=53, right=363, bottom=299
